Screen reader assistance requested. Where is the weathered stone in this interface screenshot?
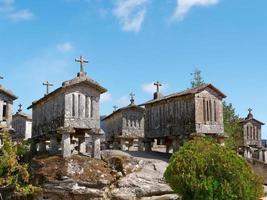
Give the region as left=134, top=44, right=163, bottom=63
left=12, top=110, right=32, bottom=141
left=102, top=95, right=145, bottom=151
left=142, top=84, right=226, bottom=152
left=93, top=135, right=101, bottom=159
left=50, top=135, right=59, bottom=154
left=62, top=132, right=71, bottom=158
left=39, top=140, right=47, bottom=153
left=28, top=59, right=107, bottom=158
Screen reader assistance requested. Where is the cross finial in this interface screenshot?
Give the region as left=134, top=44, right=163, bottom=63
left=0, top=76, right=3, bottom=80
left=248, top=108, right=253, bottom=114
left=43, top=81, right=53, bottom=95
left=130, top=92, right=135, bottom=105
left=75, top=55, right=89, bottom=73
left=113, top=105, right=118, bottom=112
left=154, top=81, right=162, bottom=93
left=18, top=104, right=22, bottom=112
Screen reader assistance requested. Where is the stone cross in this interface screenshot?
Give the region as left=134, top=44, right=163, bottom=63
left=75, top=55, right=89, bottom=73
left=154, top=81, right=162, bottom=93
left=248, top=108, right=252, bottom=114
left=18, top=104, right=22, bottom=112
left=43, top=81, right=53, bottom=95
left=113, top=105, right=118, bottom=111
left=130, top=92, right=135, bottom=104
left=0, top=76, right=3, bottom=80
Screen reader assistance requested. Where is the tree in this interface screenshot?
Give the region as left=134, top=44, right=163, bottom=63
left=0, top=131, right=39, bottom=197
left=190, top=68, right=205, bottom=88
left=223, top=102, right=243, bottom=151
left=164, top=138, right=263, bottom=200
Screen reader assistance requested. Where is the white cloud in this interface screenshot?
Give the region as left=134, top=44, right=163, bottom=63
left=0, top=0, right=34, bottom=22
left=172, top=0, right=219, bottom=21
left=7, top=9, right=33, bottom=22
left=142, top=82, right=167, bottom=94
left=57, top=42, right=74, bottom=53
left=113, top=0, right=148, bottom=32
left=101, top=92, right=112, bottom=103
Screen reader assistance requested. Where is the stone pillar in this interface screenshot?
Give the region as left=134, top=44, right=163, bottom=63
left=62, top=132, right=71, bottom=158
left=120, top=139, right=127, bottom=151
left=172, top=138, right=180, bottom=153
left=264, top=150, right=267, bottom=163
left=39, top=140, right=46, bottom=153
left=138, top=139, right=144, bottom=151
left=30, top=140, right=37, bottom=155
left=166, top=139, right=173, bottom=153
left=0, top=101, right=3, bottom=122
left=6, top=103, right=12, bottom=128
left=145, top=141, right=152, bottom=152
left=93, top=135, right=101, bottom=159
left=259, top=150, right=263, bottom=161
left=49, top=135, right=58, bottom=154
left=79, top=137, right=86, bottom=154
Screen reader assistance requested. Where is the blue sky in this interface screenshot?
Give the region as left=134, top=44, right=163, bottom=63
left=0, top=0, right=267, bottom=138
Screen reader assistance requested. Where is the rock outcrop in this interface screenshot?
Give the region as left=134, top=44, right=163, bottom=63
left=30, top=151, right=179, bottom=200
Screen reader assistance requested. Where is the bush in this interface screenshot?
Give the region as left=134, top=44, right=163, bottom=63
left=164, top=138, right=263, bottom=200
left=0, top=131, right=39, bottom=196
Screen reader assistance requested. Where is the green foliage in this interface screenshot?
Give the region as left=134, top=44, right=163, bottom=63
left=223, top=102, right=243, bottom=151
left=0, top=131, right=39, bottom=196
left=164, top=138, right=263, bottom=200
left=190, top=68, right=205, bottom=88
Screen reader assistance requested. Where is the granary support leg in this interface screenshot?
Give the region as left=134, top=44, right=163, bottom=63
left=144, top=139, right=152, bottom=152
left=138, top=139, right=144, bottom=151
left=39, top=140, right=46, bottom=153
left=30, top=140, right=37, bottom=155
left=79, top=137, right=86, bottom=154
left=259, top=150, right=263, bottom=161
left=49, top=135, right=59, bottom=154
left=93, top=135, right=101, bottom=159
left=120, top=139, right=127, bottom=151
left=264, top=150, right=267, bottom=163
left=166, top=139, right=173, bottom=153
left=172, top=138, right=180, bottom=153
left=62, top=132, right=71, bottom=158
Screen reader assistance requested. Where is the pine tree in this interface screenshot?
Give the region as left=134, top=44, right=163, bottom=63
left=190, top=68, right=205, bottom=88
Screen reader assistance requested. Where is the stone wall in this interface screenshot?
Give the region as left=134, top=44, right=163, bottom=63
left=12, top=115, right=26, bottom=139
left=144, top=95, right=195, bottom=139
left=64, top=85, right=101, bottom=130
left=195, top=88, right=224, bottom=134
left=121, top=109, right=144, bottom=139
left=248, top=159, right=267, bottom=185
left=0, top=93, right=14, bottom=128
left=32, top=92, right=65, bottom=137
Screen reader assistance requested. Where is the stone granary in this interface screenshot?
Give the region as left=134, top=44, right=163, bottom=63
left=239, top=109, right=267, bottom=163
left=0, top=77, right=17, bottom=130
left=12, top=104, right=32, bottom=141
left=102, top=93, right=145, bottom=151
left=0, top=77, right=17, bottom=146
left=28, top=56, right=107, bottom=158
left=141, top=82, right=226, bottom=153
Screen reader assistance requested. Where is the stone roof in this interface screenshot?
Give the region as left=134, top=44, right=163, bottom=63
left=102, top=103, right=145, bottom=121
left=240, top=114, right=265, bottom=125
left=140, top=83, right=226, bottom=106
left=28, top=72, right=107, bottom=109
left=0, top=84, right=18, bottom=100
left=13, top=111, right=32, bottom=121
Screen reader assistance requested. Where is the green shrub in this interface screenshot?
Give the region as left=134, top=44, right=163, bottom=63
left=164, top=138, right=263, bottom=200
left=0, top=131, right=39, bottom=196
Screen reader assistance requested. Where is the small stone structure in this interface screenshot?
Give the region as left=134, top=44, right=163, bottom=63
left=0, top=77, right=17, bottom=145
left=102, top=93, right=145, bottom=151
left=28, top=56, right=107, bottom=158
left=239, top=109, right=267, bottom=163
left=141, top=83, right=226, bottom=153
left=12, top=104, right=32, bottom=141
